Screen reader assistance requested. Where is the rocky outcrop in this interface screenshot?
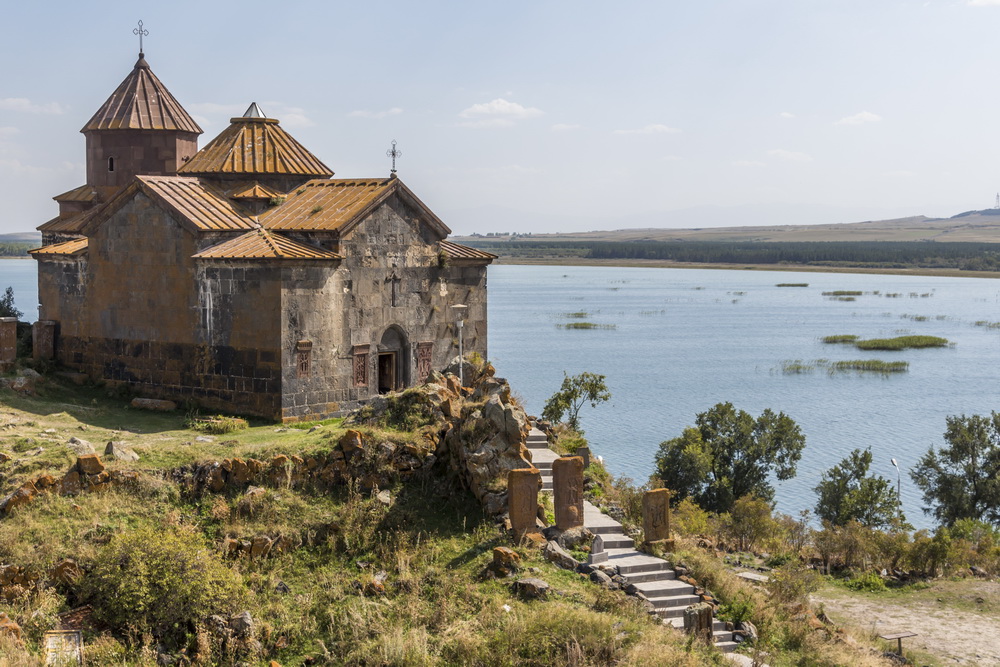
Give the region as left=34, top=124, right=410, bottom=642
left=348, top=360, right=532, bottom=516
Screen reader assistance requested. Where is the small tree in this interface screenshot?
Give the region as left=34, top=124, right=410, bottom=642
left=653, top=402, right=805, bottom=513
left=910, top=413, right=1000, bottom=526
left=0, top=286, right=22, bottom=319
left=541, top=371, right=610, bottom=432
left=814, top=447, right=901, bottom=529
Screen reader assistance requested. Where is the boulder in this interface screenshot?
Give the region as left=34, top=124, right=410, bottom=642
left=512, top=577, right=550, bottom=600
left=130, top=397, right=177, bottom=412
left=250, top=536, right=273, bottom=559
left=0, top=451, right=9, bottom=464
left=49, top=558, right=83, bottom=585
left=76, top=454, right=105, bottom=475
left=228, top=611, right=254, bottom=638
left=340, top=430, right=365, bottom=461
left=105, top=441, right=140, bottom=461
left=66, top=437, right=95, bottom=455
left=589, top=569, right=615, bottom=588
left=0, top=611, right=21, bottom=642
left=544, top=541, right=580, bottom=570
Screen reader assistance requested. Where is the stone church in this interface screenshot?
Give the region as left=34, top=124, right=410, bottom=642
left=31, top=50, right=494, bottom=421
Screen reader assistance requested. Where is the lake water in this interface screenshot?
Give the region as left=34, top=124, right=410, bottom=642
left=4, top=258, right=998, bottom=528
left=488, top=264, right=1000, bottom=529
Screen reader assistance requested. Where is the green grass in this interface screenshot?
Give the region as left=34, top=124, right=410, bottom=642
left=556, top=322, right=617, bottom=330
left=821, top=335, right=859, bottom=344
left=854, top=335, right=950, bottom=351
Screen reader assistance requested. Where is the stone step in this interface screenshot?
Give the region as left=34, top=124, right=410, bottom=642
left=599, top=534, right=634, bottom=549
left=624, top=568, right=676, bottom=583
left=533, top=461, right=553, bottom=470
left=715, top=640, right=739, bottom=653
left=606, top=550, right=674, bottom=575
left=633, top=579, right=695, bottom=598
left=648, top=593, right=700, bottom=611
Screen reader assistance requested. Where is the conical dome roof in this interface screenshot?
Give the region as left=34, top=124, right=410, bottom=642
left=178, top=109, right=332, bottom=178
left=81, top=54, right=202, bottom=133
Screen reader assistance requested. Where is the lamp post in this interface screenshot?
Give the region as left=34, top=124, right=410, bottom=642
left=451, top=304, right=468, bottom=387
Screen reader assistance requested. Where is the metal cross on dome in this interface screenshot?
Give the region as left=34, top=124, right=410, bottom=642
left=133, top=20, right=148, bottom=55
left=386, top=140, right=402, bottom=176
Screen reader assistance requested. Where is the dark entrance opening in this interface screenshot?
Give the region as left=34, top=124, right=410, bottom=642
left=378, top=352, right=396, bottom=394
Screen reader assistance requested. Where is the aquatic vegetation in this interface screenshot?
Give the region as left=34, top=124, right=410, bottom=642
left=854, top=335, right=950, bottom=351
left=829, top=360, right=909, bottom=375
left=563, top=311, right=589, bottom=318
left=833, top=296, right=856, bottom=301
left=780, top=360, right=816, bottom=374
left=900, top=314, right=929, bottom=322
left=779, top=358, right=908, bottom=375
left=822, top=290, right=863, bottom=296
left=556, top=322, right=616, bottom=330
left=822, top=335, right=859, bottom=344
left=975, top=320, right=1000, bottom=329
left=776, top=283, right=809, bottom=287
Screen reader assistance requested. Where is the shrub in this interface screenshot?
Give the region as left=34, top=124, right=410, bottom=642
left=844, top=570, right=887, bottom=593
left=82, top=525, right=246, bottom=645
left=188, top=414, right=249, bottom=434
left=717, top=591, right=755, bottom=624
left=672, top=497, right=713, bottom=536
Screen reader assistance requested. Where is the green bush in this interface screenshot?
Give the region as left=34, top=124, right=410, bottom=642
left=844, top=570, right=887, bottom=593
left=717, top=591, right=755, bottom=624
left=82, top=525, right=246, bottom=645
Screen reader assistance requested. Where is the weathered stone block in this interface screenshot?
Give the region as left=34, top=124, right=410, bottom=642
left=553, top=456, right=584, bottom=530
left=0, top=318, right=16, bottom=365
left=642, top=488, right=671, bottom=543
left=32, top=320, right=56, bottom=361
left=507, top=467, right=540, bottom=538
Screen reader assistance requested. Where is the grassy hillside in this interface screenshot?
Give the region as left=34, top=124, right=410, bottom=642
left=0, top=372, right=902, bottom=666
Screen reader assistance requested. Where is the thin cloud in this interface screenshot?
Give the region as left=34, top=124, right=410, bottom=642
left=349, top=107, right=403, bottom=119
left=732, top=159, right=765, bottom=167
left=551, top=123, right=582, bottom=131
left=835, top=111, right=882, bottom=125
left=968, top=0, right=1000, bottom=6
left=779, top=111, right=795, bottom=119
left=0, top=98, right=67, bottom=115
left=0, top=127, right=19, bottom=137
left=768, top=149, right=812, bottom=162
left=613, top=124, right=680, bottom=135
left=458, top=99, right=544, bottom=128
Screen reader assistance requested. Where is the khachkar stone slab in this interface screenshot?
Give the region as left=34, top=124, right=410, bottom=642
left=508, top=467, right=541, bottom=538
left=0, top=317, right=16, bottom=366
left=553, top=456, right=584, bottom=530
left=33, top=320, right=56, bottom=361
left=643, top=488, right=671, bottom=542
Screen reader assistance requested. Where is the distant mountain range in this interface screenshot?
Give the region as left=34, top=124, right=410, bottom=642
left=453, top=210, right=1000, bottom=244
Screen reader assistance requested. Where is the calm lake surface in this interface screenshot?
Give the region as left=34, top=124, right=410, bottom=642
left=488, top=264, right=1000, bottom=529
left=3, top=258, right=998, bottom=528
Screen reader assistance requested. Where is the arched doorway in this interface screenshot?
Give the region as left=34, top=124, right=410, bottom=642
left=377, top=326, right=409, bottom=394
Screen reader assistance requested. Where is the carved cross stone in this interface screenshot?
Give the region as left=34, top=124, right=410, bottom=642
left=508, top=467, right=541, bottom=538
left=553, top=456, right=585, bottom=530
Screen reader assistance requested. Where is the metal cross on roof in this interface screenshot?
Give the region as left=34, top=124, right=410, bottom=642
left=133, top=20, right=148, bottom=55
left=386, top=140, right=402, bottom=176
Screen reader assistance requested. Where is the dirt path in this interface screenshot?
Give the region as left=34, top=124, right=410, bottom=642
left=812, top=586, right=1000, bottom=665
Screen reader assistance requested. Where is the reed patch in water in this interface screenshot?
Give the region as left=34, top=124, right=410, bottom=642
left=854, top=335, right=949, bottom=351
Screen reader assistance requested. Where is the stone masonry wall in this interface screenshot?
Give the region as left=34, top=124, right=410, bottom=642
left=278, top=195, right=489, bottom=421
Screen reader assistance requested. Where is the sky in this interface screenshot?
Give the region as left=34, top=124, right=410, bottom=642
left=4, top=0, right=1000, bottom=235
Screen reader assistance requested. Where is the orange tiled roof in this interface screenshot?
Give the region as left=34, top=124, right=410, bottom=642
left=439, top=240, right=497, bottom=261
left=227, top=181, right=284, bottom=200
left=29, top=238, right=88, bottom=257
left=135, top=176, right=257, bottom=231
left=178, top=117, right=332, bottom=178
left=259, top=178, right=391, bottom=232
left=37, top=210, right=94, bottom=234
left=193, top=228, right=341, bottom=260
left=53, top=184, right=98, bottom=203
left=81, top=55, right=201, bottom=134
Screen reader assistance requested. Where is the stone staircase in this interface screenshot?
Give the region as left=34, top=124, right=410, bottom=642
left=525, top=427, right=738, bottom=653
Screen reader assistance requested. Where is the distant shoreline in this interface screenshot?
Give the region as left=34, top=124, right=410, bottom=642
left=493, top=256, right=1000, bottom=279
